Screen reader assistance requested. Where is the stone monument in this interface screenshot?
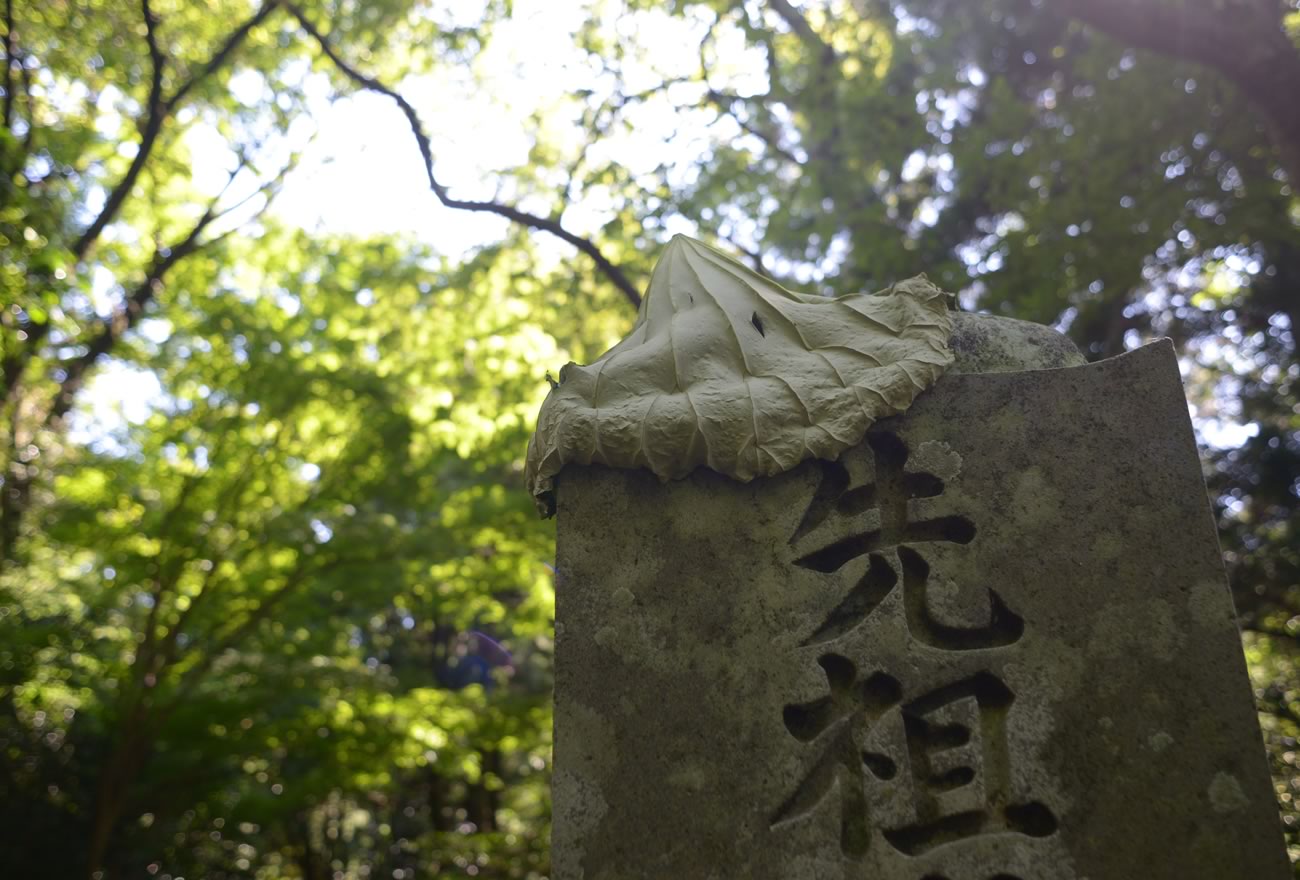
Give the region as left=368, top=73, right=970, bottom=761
left=532, top=236, right=1287, bottom=879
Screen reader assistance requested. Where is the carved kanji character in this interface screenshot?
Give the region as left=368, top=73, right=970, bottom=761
left=792, top=431, right=1022, bottom=649
left=773, top=656, right=1058, bottom=860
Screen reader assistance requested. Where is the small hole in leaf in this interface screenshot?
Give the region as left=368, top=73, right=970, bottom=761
left=751, top=311, right=765, bottom=337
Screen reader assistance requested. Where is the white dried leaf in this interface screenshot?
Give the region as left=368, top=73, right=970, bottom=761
left=526, top=235, right=954, bottom=516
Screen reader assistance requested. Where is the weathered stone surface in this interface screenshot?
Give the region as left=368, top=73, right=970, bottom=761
left=949, top=312, right=1086, bottom=375
left=552, top=340, right=1286, bottom=879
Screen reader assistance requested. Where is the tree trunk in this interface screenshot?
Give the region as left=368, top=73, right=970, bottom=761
left=427, top=767, right=456, bottom=832
left=85, top=711, right=155, bottom=878
left=464, top=749, right=500, bottom=833
left=293, top=812, right=329, bottom=880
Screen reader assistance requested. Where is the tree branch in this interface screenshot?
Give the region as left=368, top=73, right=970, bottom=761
left=140, top=0, right=165, bottom=88
left=3, top=0, right=15, bottom=131
left=163, top=0, right=281, bottom=112
left=70, top=0, right=169, bottom=262
left=157, top=416, right=291, bottom=667
left=0, top=399, right=25, bottom=564
left=707, top=88, right=802, bottom=164
left=563, top=75, right=692, bottom=210
left=1054, top=0, right=1300, bottom=186
left=47, top=153, right=294, bottom=427
left=170, top=554, right=382, bottom=697
left=70, top=0, right=280, bottom=262
left=12, top=1, right=281, bottom=413
left=46, top=233, right=205, bottom=428
left=699, top=16, right=801, bottom=164
left=284, top=1, right=644, bottom=310
left=15, top=35, right=30, bottom=155
left=720, top=231, right=772, bottom=277
left=767, top=0, right=828, bottom=52
left=136, top=455, right=221, bottom=646
left=1057, top=0, right=1256, bottom=75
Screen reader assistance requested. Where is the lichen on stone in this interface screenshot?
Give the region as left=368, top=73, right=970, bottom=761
left=525, top=235, right=955, bottom=517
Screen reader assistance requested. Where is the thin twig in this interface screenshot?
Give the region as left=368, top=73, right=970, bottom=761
left=46, top=151, right=296, bottom=426
left=706, top=88, right=801, bottom=164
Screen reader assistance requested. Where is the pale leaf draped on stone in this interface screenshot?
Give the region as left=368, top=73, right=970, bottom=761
left=525, top=235, right=954, bottom=516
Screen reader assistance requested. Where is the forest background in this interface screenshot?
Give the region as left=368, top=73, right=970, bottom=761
left=2, top=0, right=1298, bottom=877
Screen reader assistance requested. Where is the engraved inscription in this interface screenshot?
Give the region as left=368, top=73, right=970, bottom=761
left=772, top=653, right=1057, bottom=860
left=792, top=432, right=1023, bottom=649
left=773, top=430, right=1057, bottom=874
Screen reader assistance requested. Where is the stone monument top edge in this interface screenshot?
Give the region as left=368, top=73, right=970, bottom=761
left=526, top=234, right=1108, bottom=517
left=948, top=311, right=1087, bottom=375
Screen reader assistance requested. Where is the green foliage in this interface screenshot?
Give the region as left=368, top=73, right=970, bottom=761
left=2, top=227, right=571, bottom=876
left=2, top=0, right=1298, bottom=875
